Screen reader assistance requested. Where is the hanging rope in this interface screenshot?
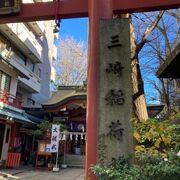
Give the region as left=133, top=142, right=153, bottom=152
left=54, top=0, right=61, bottom=33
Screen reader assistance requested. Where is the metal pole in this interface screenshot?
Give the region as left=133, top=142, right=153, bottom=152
left=55, top=149, right=59, bottom=168
left=63, top=140, right=66, bottom=164
left=53, top=125, right=60, bottom=172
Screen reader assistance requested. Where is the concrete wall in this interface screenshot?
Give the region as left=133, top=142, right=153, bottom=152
left=32, top=20, right=56, bottom=104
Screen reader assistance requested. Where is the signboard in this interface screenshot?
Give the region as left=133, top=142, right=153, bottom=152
left=37, top=141, right=51, bottom=155
left=47, top=124, right=60, bottom=153
left=0, top=0, right=21, bottom=14
left=39, top=142, right=46, bottom=152
left=45, top=144, right=52, bottom=153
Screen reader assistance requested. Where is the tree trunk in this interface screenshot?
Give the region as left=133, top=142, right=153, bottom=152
left=115, top=14, right=149, bottom=121
left=131, top=57, right=148, bottom=121
left=130, top=20, right=148, bottom=121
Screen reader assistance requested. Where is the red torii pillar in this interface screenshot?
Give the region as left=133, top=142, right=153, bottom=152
left=86, top=0, right=113, bottom=179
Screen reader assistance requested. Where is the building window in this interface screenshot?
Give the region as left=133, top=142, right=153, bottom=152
left=13, top=48, right=27, bottom=66
left=29, top=62, right=35, bottom=72
left=37, top=68, right=41, bottom=78
left=0, top=34, right=27, bottom=65
left=0, top=70, right=11, bottom=92
left=16, top=92, right=22, bottom=98
left=0, top=34, right=11, bottom=57
left=16, top=92, right=23, bottom=102
left=27, top=98, right=35, bottom=106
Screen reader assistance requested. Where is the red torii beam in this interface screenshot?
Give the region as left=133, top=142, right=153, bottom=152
left=0, top=1, right=179, bottom=180
left=0, top=0, right=179, bottom=23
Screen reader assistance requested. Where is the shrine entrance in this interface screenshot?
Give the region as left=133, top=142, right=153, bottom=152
left=0, top=1, right=179, bottom=180
left=42, top=86, right=87, bottom=168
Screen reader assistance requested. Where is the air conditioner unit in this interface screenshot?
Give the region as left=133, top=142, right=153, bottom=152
left=0, top=0, right=21, bottom=15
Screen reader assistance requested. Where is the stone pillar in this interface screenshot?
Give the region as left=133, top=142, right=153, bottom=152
left=98, top=19, right=134, bottom=165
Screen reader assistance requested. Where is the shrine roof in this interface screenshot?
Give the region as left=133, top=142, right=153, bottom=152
left=43, top=86, right=86, bottom=109
left=147, top=104, right=165, bottom=118
left=157, top=41, right=180, bottom=78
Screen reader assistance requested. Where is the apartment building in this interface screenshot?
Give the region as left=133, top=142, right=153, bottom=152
left=0, top=0, right=57, bottom=164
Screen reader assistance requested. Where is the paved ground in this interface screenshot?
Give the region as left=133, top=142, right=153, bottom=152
left=0, top=168, right=84, bottom=180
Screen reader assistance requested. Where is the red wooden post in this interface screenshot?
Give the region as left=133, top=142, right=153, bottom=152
left=86, top=0, right=113, bottom=179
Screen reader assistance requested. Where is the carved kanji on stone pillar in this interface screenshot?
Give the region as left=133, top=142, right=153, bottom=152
left=108, top=35, right=122, bottom=49
left=106, top=61, right=124, bottom=78
left=109, top=120, right=124, bottom=141
left=105, top=89, right=124, bottom=106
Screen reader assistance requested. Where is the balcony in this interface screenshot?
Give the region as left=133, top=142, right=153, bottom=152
left=1, top=48, right=41, bottom=93
left=28, top=21, right=45, bottom=36
left=1, top=49, right=30, bottom=79
left=1, top=50, right=42, bottom=93
left=0, top=23, right=42, bottom=63
left=18, top=71, right=41, bottom=93
left=22, top=1, right=46, bottom=36
left=0, top=90, right=22, bottom=109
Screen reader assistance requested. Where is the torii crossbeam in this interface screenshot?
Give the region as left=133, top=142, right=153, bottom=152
left=0, top=0, right=179, bottom=23
left=0, top=1, right=179, bottom=180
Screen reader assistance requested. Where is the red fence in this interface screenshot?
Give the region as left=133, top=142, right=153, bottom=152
left=0, top=91, right=22, bottom=108
left=6, top=153, right=21, bottom=168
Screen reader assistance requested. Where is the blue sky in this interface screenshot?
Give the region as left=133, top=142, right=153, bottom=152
left=56, top=15, right=178, bottom=105
left=57, top=17, right=157, bottom=103
left=59, top=18, right=88, bottom=45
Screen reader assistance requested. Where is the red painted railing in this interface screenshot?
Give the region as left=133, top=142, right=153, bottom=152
left=0, top=90, right=23, bottom=108
left=6, top=153, right=21, bottom=168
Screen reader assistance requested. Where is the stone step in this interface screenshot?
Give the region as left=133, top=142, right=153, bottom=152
left=65, top=163, right=84, bottom=168
left=65, top=159, right=85, bottom=163
left=65, top=154, right=85, bottom=158
left=64, top=154, right=85, bottom=168
left=67, top=164, right=84, bottom=168
left=65, top=156, right=85, bottom=161
left=66, top=162, right=84, bottom=166
left=66, top=161, right=84, bottom=165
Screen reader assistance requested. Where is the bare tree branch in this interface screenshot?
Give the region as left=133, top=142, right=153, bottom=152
left=135, top=11, right=164, bottom=58
left=56, top=37, right=87, bottom=86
